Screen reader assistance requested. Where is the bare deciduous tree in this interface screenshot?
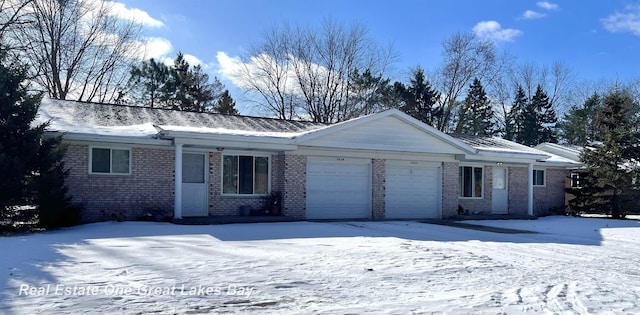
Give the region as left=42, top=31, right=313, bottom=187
left=0, top=0, right=32, bottom=43
left=236, top=19, right=393, bottom=122
left=435, top=32, right=497, bottom=131
left=11, top=0, right=141, bottom=102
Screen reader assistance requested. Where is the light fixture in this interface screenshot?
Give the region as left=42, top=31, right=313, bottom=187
left=216, top=147, right=224, bottom=152
left=496, top=162, right=503, bottom=166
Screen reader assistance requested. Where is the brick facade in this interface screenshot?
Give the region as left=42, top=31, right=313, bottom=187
left=508, top=166, right=529, bottom=215
left=371, top=159, right=385, bottom=220
left=64, top=142, right=568, bottom=222
left=441, top=162, right=459, bottom=218
left=281, top=154, right=306, bottom=219
left=533, top=168, right=566, bottom=215
left=64, top=144, right=174, bottom=223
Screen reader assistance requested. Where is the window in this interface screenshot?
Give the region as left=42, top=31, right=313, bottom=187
left=459, top=166, right=483, bottom=198
left=570, top=172, right=581, bottom=188
left=533, top=169, right=545, bottom=186
left=90, top=147, right=130, bottom=174
left=222, top=155, right=269, bottom=195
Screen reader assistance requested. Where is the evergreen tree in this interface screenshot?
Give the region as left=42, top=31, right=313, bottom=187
left=214, top=90, right=239, bottom=115
left=344, top=68, right=393, bottom=119
left=558, top=92, right=602, bottom=146
left=127, top=58, right=170, bottom=108
left=567, top=89, right=640, bottom=218
left=0, top=50, right=74, bottom=227
left=399, top=66, right=440, bottom=126
left=532, top=84, right=558, bottom=143
left=126, top=53, right=226, bottom=112
left=504, top=85, right=527, bottom=141
left=455, top=78, right=495, bottom=135
left=510, top=84, right=558, bottom=146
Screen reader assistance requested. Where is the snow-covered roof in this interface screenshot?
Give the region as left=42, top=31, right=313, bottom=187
left=35, top=98, right=327, bottom=139
left=449, top=134, right=548, bottom=156
left=535, top=142, right=583, bottom=163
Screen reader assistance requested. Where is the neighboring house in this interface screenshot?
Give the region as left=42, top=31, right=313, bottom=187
left=535, top=143, right=585, bottom=200
left=36, top=99, right=582, bottom=222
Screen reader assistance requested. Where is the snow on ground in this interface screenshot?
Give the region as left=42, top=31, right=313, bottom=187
left=1, top=216, right=640, bottom=314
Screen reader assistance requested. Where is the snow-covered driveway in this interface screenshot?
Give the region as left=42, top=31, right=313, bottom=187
left=2, top=216, right=640, bottom=314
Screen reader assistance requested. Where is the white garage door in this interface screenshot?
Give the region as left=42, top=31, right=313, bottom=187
left=385, top=163, right=441, bottom=219
left=306, top=158, right=371, bottom=219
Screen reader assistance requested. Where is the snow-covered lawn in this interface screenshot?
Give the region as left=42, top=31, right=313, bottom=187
left=2, top=216, right=640, bottom=314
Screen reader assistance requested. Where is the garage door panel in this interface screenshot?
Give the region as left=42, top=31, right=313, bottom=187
left=306, top=161, right=371, bottom=219
left=385, top=165, right=441, bottom=219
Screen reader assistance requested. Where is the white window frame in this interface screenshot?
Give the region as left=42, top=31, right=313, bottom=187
left=570, top=172, right=581, bottom=189
left=459, top=165, right=484, bottom=199
left=89, top=146, right=132, bottom=175
left=221, top=152, right=271, bottom=196
left=533, top=169, right=546, bottom=187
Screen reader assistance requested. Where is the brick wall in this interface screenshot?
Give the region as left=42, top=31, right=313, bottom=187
left=282, top=154, right=306, bottom=219
left=533, top=168, right=566, bottom=215
left=441, top=162, right=459, bottom=218
left=371, top=159, right=385, bottom=220
left=508, top=166, right=528, bottom=215
left=458, top=166, right=493, bottom=214
left=64, top=144, right=174, bottom=223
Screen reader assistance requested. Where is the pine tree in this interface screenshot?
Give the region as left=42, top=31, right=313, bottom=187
left=399, top=66, right=440, bottom=126
left=0, top=50, right=74, bottom=227
left=214, top=90, right=239, bottom=115
left=504, top=85, right=527, bottom=141
left=533, top=85, right=558, bottom=143
left=567, top=89, right=640, bottom=218
left=510, top=84, right=558, bottom=146
left=455, top=78, right=495, bottom=135
left=558, top=92, right=602, bottom=146
left=127, top=58, right=170, bottom=108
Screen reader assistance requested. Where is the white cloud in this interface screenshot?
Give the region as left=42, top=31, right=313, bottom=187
left=602, top=4, right=640, bottom=36
left=472, top=21, right=522, bottom=42
left=133, top=37, right=173, bottom=60
left=522, top=10, right=546, bottom=20
left=106, top=1, right=164, bottom=28
left=183, top=54, right=203, bottom=66
left=537, top=1, right=559, bottom=11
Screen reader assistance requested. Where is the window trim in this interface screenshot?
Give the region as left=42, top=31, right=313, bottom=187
left=458, top=165, right=484, bottom=199
left=220, top=152, right=271, bottom=196
left=570, top=172, right=581, bottom=189
left=89, top=146, right=132, bottom=175
left=533, top=169, right=546, bottom=187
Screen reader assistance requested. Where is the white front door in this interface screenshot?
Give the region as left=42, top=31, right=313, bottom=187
left=182, top=153, right=208, bottom=216
left=492, top=166, right=508, bottom=214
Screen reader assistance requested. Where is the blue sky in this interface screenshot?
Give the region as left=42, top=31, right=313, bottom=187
left=117, top=0, right=640, bottom=111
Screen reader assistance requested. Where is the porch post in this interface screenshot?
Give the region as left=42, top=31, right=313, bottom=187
left=174, top=143, right=183, bottom=219
left=527, top=162, right=534, bottom=216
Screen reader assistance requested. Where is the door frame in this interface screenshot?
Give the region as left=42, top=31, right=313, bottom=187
left=181, top=151, right=209, bottom=217
left=491, top=166, right=509, bottom=214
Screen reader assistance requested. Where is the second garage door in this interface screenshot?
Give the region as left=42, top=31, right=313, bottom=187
left=385, top=162, right=441, bottom=219
left=306, top=158, right=371, bottom=219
